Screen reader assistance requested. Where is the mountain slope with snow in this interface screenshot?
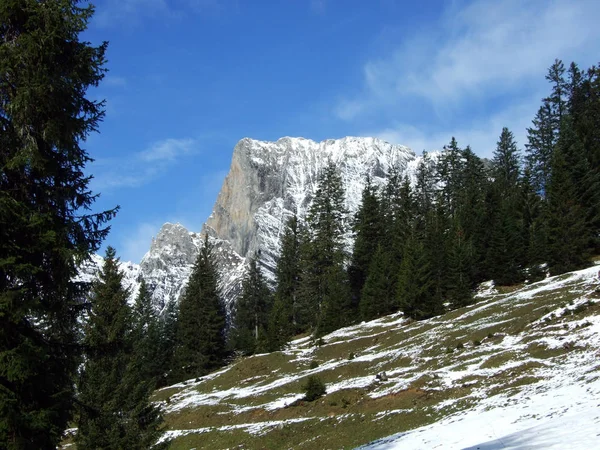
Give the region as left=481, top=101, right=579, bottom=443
left=153, top=262, right=600, bottom=449
left=100, top=136, right=426, bottom=312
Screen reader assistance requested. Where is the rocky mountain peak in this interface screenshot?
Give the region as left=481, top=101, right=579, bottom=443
left=96, top=136, right=424, bottom=313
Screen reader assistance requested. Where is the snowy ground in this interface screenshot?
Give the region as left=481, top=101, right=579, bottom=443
left=158, top=263, right=600, bottom=449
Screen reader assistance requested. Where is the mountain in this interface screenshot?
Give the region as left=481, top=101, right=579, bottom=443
left=91, top=136, right=422, bottom=313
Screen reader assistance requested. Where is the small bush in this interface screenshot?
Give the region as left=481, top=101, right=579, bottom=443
left=473, top=339, right=481, bottom=347
left=348, top=352, right=356, bottom=360
left=303, top=375, right=327, bottom=402
left=456, top=342, right=464, bottom=350
left=309, top=360, right=319, bottom=370
left=487, top=332, right=495, bottom=339
left=342, top=398, right=351, bottom=408
left=446, top=347, right=453, bottom=354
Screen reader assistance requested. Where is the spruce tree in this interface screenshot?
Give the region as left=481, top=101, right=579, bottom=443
left=298, top=161, right=351, bottom=333
left=348, top=175, right=382, bottom=306
left=76, top=248, right=165, bottom=449
left=0, top=2, right=115, bottom=447
left=545, top=125, right=590, bottom=275
left=232, top=256, right=273, bottom=355
left=396, top=231, right=440, bottom=320
left=526, top=102, right=555, bottom=196
left=273, top=214, right=301, bottom=334
left=174, top=236, right=227, bottom=380
left=158, top=300, right=179, bottom=386
left=359, top=245, right=397, bottom=321
left=487, top=128, right=525, bottom=285
left=132, top=279, right=163, bottom=387
left=446, top=221, right=474, bottom=309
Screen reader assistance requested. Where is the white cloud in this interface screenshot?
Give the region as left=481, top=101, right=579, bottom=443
left=91, top=137, right=198, bottom=190
left=365, top=94, right=540, bottom=157
left=337, top=0, right=600, bottom=119
left=138, top=138, right=195, bottom=162
left=103, top=75, right=128, bottom=87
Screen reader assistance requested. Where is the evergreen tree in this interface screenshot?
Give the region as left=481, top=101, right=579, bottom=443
left=348, top=175, right=382, bottom=306
left=273, top=214, right=301, bottom=334
left=76, top=248, right=165, bottom=449
left=174, top=236, right=227, bottom=380
left=487, top=128, right=526, bottom=285
left=158, top=300, right=179, bottom=386
left=446, top=221, right=474, bottom=309
left=0, top=2, right=115, bottom=447
left=526, top=102, right=555, bottom=196
left=232, top=256, right=273, bottom=355
left=545, top=124, right=590, bottom=275
left=298, top=161, right=351, bottom=333
left=132, top=279, right=163, bottom=387
left=359, top=245, right=397, bottom=321
left=396, top=231, right=441, bottom=320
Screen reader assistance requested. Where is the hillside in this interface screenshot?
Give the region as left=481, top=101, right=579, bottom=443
left=149, top=262, right=600, bottom=449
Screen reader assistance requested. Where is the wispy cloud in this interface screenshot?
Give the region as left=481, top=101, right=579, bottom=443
left=366, top=95, right=539, bottom=158
left=103, top=75, right=128, bottom=87
left=340, top=0, right=599, bottom=116
left=339, top=0, right=600, bottom=154
left=91, top=137, right=198, bottom=190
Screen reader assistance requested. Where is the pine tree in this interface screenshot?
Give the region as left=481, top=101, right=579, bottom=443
left=76, top=248, right=165, bottom=449
left=174, top=236, right=227, bottom=380
left=526, top=102, right=555, bottom=196
left=273, top=214, right=301, bottom=334
left=0, top=2, right=115, bottom=447
left=446, top=221, right=474, bottom=309
left=396, top=231, right=441, bottom=320
left=359, top=245, right=397, bottom=321
left=298, top=161, right=351, bottom=333
left=545, top=123, right=590, bottom=275
left=158, top=300, right=179, bottom=386
left=132, top=279, right=163, bottom=387
left=487, top=128, right=525, bottom=285
left=232, top=256, right=273, bottom=355
left=348, top=175, right=382, bottom=306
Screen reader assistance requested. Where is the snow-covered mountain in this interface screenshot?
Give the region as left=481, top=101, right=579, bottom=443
left=90, top=136, right=425, bottom=312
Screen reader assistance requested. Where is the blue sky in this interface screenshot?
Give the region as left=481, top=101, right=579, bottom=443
left=83, top=0, right=600, bottom=262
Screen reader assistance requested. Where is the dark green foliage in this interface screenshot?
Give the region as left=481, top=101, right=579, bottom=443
left=446, top=222, right=474, bottom=309
left=545, top=130, right=590, bottom=275
left=158, top=299, right=179, bottom=386
left=0, top=1, right=116, bottom=447
left=302, top=376, right=327, bottom=402
left=232, top=256, right=273, bottom=355
left=360, top=245, right=397, bottom=321
left=132, top=279, right=164, bottom=387
left=316, top=264, right=352, bottom=337
left=396, top=231, right=442, bottom=320
left=76, top=248, right=166, bottom=449
left=272, top=214, right=301, bottom=342
left=174, top=236, right=227, bottom=380
left=298, top=162, right=351, bottom=333
left=349, top=175, right=383, bottom=305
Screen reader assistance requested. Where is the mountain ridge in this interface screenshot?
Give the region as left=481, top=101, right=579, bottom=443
left=89, top=136, right=428, bottom=312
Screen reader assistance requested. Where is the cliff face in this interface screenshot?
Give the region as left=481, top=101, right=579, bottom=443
left=90, top=136, right=422, bottom=312
left=203, top=136, right=418, bottom=280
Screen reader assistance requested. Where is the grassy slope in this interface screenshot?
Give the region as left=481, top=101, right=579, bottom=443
left=155, top=262, right=600, bottom=449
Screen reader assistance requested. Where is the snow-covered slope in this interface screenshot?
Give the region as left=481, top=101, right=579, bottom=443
left=154, top=262, right=600, bottom=449
left=92, top=136, right=426, bottom=312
